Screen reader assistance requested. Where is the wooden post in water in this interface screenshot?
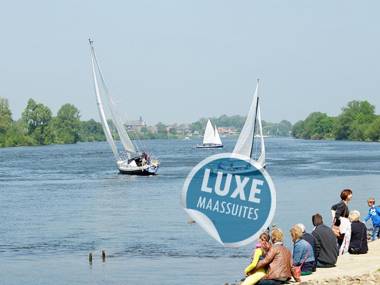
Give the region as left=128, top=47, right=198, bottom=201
left=102, top=250, right=106, bottom=262
left=89, top=252, right=93, bottom=264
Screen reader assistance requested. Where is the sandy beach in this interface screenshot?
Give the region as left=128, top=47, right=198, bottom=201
left=297, top=239, right=380, bottom=284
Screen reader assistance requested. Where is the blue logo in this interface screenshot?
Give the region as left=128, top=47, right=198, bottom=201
left=182, top=153, right=276, bottom=247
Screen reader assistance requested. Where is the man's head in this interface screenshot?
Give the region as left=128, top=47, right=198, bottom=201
left=312, top=213, right=323, bottom=226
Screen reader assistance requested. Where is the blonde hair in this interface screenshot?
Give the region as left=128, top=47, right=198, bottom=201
left=349, top=210, right=360, bottom=222
left=271, top=228, right=284, bottom=243
left=290, top=225, right=303, bottom=242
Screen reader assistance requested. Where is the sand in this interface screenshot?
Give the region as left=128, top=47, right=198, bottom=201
left=298, top=239, right=380, bottom=284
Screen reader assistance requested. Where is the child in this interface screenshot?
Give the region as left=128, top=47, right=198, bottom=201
left=241, top=234, right=268, bottom=285
left=364, top=197, right=380, bottom=241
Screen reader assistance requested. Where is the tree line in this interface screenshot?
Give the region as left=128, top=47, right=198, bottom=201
left=0, top=97, right=293, bottom=148
left=292, top=100, right=380, bottom=141
left=0, top=98, right=105, bottom=147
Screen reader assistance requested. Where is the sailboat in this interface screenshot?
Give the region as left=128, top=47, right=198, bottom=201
left=233, top=78, right=266, bottom=168
left=89, top=39, right=159, bottom=175
left=196, top=119, right=223, bottom=148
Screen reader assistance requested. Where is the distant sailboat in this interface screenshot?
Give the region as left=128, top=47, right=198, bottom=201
left=196, top=119, right=223, bottom=148
left=89, top=39, right=159, bottom=175
left=233, top=79, right=266, bottom=168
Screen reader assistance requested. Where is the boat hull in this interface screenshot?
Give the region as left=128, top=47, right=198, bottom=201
left=196, top=144, right=223, bottom=149
left=117, top=161, right=159, bottom=176
left=118, top=167, right=158, bottom=175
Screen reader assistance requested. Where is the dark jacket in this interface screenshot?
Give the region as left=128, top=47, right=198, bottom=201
left=349, top=221, right=368, bottom=254
left=312, top=224, right=338, bottom=266
left=256, top=243, right=297, bottom=281
left=331, top=201, right=349, bottom=226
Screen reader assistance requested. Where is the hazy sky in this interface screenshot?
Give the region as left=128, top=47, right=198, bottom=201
left=1, top=1, right=380, bottom=125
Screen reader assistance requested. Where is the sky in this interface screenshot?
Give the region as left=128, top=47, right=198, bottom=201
left=1, top=0, right=380, bottom=125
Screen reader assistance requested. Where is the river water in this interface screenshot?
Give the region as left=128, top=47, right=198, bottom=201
left=1, top=138, right=379, bottom=284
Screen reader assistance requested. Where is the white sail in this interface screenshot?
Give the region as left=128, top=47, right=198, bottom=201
left=90, top=46, right=137, bottom=157
left=90, top=44, right=120, bottom=161
left=96, top=65, right=137, bottom=156
left=233, top=80, right=259, bottom=157
left=233, top=79, right=265, bottom=167
left=214, top=125, right=222, bottom=145
left=90, top=40, right=137, bottom=159
left=203, top=120, right=216, bottom=145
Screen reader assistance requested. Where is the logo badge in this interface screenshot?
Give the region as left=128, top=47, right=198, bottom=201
left=182, top=153, right=276, bottom=247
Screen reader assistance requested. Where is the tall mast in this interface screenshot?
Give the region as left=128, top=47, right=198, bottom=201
left=89, top=39, right=121, bottom=161
left=249, top=78, right=260, bottom=159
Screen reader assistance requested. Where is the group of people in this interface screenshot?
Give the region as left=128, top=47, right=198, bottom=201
left=240, top=189, right=380, bottom=285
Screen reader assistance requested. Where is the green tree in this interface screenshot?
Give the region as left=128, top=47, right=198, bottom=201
left=78, top=119, right=106, bottom=142
left=334, top=100, right=376, bottom=140
left=21, top=98, right=53, bottom=145
left=54, top=104, right=81, bottom=144
left=277, top=120, right=293, bottom=136
left=155, top=122, right=168, bottom=139
left=0, top=98, right=13, bottom=145
left=139, top=126, right=156, bottom=139
left=3, top=120, right=34, bottom=147
left=292, top=120, right=305, bottom=138
left=366, top=116, right=380, bottom=141
left=291, top=113, right=335, bottom=140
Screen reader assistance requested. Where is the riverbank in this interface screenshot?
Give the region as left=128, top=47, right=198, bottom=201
left=225, top=240, right=380, bottom=285
left=297, top=239, right=380, bottom=284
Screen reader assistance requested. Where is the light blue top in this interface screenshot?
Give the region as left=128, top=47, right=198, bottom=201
left=292, top=239, right=315, bottom=265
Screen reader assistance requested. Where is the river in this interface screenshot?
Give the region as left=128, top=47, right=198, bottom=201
left=1, top=138, right=379, bottom=284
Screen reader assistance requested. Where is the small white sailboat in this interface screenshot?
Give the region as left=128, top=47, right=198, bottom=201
left=196, top=119, right=223, bottom=148
left=233, top=78, right=266, bottom=168
left=89, top=39, right=159, bottom=175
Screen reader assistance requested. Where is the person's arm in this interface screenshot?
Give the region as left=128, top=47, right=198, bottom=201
left=244, top=248, right=262, bottom=275
left=290, top=260, right=301, bottom=282
left=364, top=209, right=371, bottom=223
left=256, top=248, right=276, bottom=270
left=334, top=202, right=346, bottom=226
left=292, top=243, right=302, bottom=265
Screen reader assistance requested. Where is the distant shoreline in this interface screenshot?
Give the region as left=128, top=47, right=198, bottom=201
left=0, top=136, right=297, bottom=149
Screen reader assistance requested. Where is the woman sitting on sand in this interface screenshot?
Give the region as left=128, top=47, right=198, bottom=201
left=254, top=228, right=300, bottom=285
left=348, top=210, right=368, bottom=255
left=241, top=232, right=270, bottom=285
left=290, top=225, right=315, bottom=276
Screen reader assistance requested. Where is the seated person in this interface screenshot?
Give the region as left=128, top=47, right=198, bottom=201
left=241, top=233, right=270, bottom=285
left=296, top=223, right=317, bottom=271
left=311, top=214, right=339, bottom=268
left=255, top=228, right=300, bottom=285
left=290, top=225, right=315, bottom=275
left=348, top=210, right=368, bottom=254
